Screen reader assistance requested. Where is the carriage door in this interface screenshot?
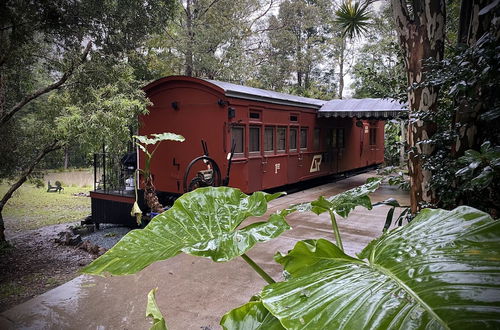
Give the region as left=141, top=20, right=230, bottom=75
left=261, top=126, right=287, bottom=189
left=369, top=126, right=378, bottom=165
left=248, top=125, right=263, bottom=192
left=287, top=126, right=301, bottom=183
left=329, top=128, right=343, bottom=173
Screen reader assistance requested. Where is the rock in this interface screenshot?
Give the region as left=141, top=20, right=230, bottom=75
left=55, top=231, right=81, bottom=246
left=79, top=240, right=100, bottom=255
left=69, top=234, right=82, bottom=246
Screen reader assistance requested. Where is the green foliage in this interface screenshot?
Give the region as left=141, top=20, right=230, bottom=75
left=221, top=301, right=284, bottom=330
left=384, top=120, right=403, bottom=166
left=257, top=206, right=499, bottom=329
left=414, top=31, right=500, bottom=213
left=255, top=0, right=335, bottom=96
left=454, top=142, right=500, bottom=214
left=334, top=1, right=371, bottom=39
left=350, top=3, right=407, bottom=100
left=291, top=178, right=381, bottom=217
left=146, top=288, right=168, bottom=330
left=0, top=0, right=176, bottom=184
left=133, top=133, right=185, bottom=161
left=81, top=187, right=288, bottom=275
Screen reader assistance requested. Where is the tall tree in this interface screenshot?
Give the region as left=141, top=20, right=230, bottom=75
left=334, top=0, right=372, bottom=98
left=0, top=0, right=175, bottom=241
left=158, top=0, right=272, bottom=81
left=350, top=2, right=406, bottom=99
left=391, top=0, right=446, bottom=213
left=260, top=0, right=333, bottom=95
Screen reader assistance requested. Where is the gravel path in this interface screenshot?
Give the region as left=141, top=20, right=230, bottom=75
left=81, top=224, right=132, bottom=250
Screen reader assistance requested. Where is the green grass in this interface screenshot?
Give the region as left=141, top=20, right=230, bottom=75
left=0, top=282, right=26, bottom=298
left=0, top=184, right=91, bottom=231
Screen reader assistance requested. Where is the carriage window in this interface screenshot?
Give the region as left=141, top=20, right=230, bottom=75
left=264, top=127, right=274, bottom=152
left=277, top=127, right=286, bottom=152
left=332, top=128, right=345, bottom=148
left=249, top=126, right=261, bottom=153
left=290, top=127, right=298, bottom=151
left=290, top=115, right=298, bottom=122
left=231, top=126, right=244, bottom=154
left=337, top=128, right=345, bottom=148
left=369, top=128, right=377, bottom=145
left=300, top=128, right=308, bottom=149
left=314, top=128, right=320, bottom=150
left=338, top=128, right=345, bottom=148
left=250, top=111, right=261, bottom=120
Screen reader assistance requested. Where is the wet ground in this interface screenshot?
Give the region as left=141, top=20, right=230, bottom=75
left=0, top=172, right=409, bottom=329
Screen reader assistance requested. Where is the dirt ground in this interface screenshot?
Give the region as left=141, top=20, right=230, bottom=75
left=0, top=223, right=95, bottom=313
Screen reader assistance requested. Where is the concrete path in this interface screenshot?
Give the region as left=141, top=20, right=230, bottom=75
left=0, top=173, right=409, bottom=330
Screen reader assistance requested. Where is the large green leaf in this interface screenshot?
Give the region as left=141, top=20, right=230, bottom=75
left=220, top=301, right=284, bottom=330
left=291, top=178, right=381, bottom=217
left=146, top=288, right=168, bottom=330
left=261, top=206, right=500, bottom=329
left=133, top=132, right=185, bottom=145
left=81, top=187, right=289, bottom=275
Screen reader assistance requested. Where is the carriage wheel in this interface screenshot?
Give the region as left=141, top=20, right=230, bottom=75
left=183, top=156, right=222, bottom=193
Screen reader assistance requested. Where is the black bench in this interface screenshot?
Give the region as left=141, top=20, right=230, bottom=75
left=47, top=181, right=64, bottom=193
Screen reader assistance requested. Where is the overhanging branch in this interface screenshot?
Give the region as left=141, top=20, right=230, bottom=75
left=0, top=41, right=92, bottom=128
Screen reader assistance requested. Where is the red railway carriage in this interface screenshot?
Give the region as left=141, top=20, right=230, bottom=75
left=89, top=76, right=405, bottom=226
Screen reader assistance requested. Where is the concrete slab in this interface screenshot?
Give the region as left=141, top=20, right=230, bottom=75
left=0, top=173, right=409, bottom=330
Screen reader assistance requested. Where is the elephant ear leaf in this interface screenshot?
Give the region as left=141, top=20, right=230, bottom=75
left=261, top=206, right=500, bottom=329
left=220, top=301, right=284, bottom=330
left=291, top=178, right=381, bottom=217
left=81, top=187, right=289, bottom=275
left=146, top=288, right=168, bottom=330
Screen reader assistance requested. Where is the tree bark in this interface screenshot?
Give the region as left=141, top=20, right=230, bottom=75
left=0, top=140, right=62, bottom=242
left=391, top=0, right=446, bottom=213
left=64, top=146, right=69, bottom=169
left=338, top=38, right=346, bottom=99
left=184, top=0, right=194, bottom=77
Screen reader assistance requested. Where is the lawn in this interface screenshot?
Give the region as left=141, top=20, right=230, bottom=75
left=0, top=183, right=91, bottom=232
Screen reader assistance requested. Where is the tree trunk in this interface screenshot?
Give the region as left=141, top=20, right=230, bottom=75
left=338, top=38, right=345, bottom=99
left=400, top=120, right=406, bottom=167
left=391, top=0, right=446, bottom=213
left=64, top=146, right=69, bottom=169
left=0, top=140, right=62, bottom=241
left=184, top=0, right=194, bottom=77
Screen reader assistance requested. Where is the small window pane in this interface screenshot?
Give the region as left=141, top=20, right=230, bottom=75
left=290, top=115, right=298, bottom=122
left=277, top=127, right=286, bottom=151
left=249, top=126, right=260, bottom=152
left=250, top=112, right=260, bottom=119
left=332, top=129, right=337, bottom=148
left=300, top=128, right=307, bottom=149
left=314, top=128, right=320, bottom=150
left=338, top=128, right=345, bottom=148
left=232, top=126, right=244, bottom=154
left=264, top=127, right=274, bottom=152
left=370, top=128, right=376, bottom=145
left=290, top=127, right=298, bottom=150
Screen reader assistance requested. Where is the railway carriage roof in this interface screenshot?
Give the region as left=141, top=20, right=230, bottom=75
left=145, top=76, right=407, bottom=118
left=206, top=79, right=326, bottom=109
left=318, top=98, right=407, bottom=119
